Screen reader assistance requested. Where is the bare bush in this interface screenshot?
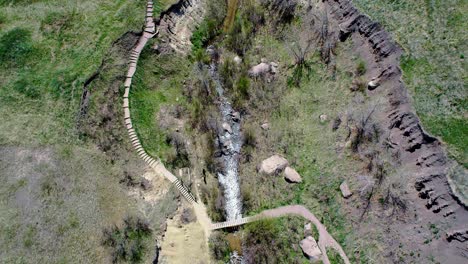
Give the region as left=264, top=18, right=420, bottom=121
left=287, top=27, right=314, bottom=87
left=304, top=5, right=337, bottom=64
left=349, top=105, right=380, bottom=152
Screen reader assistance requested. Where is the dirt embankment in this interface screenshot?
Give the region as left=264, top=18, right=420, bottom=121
left=78, top=30, right=142, bottom=156
left=325, top=0, right=467, bottom=261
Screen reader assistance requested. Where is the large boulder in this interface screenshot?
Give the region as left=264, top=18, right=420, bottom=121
left=300, top=236, right=322, bottom=261
left=248, top=62, right=271, bottom=77
left=340, top=181, right=353, bottom=198
left=284, top=167, right=302, bottom=183
left=258, top=155, right=288, bottom=175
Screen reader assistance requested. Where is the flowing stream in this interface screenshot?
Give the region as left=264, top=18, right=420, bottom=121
left=209, top=62, right=243, bottom=221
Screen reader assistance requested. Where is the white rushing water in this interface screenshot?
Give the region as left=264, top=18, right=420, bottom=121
left=209, top=63, right=243, bottom=221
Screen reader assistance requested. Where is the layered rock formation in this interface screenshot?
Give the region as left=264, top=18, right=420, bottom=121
left=155, top=0, right=207, bottom=53
left=325, top=0, right=467, bottom=261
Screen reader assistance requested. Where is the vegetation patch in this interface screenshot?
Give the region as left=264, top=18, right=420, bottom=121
left=102, top=216, right=153, bottom=263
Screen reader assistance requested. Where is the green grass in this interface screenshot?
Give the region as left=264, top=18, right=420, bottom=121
left=241, top=217, right=309, bottom=263
left=130, top=44, right=192, bottom=166
left=353, top=0, right=467, bottom=169
left=0, top=0, right=178, bottom=262
left=0, top=0, right=148, bottom=146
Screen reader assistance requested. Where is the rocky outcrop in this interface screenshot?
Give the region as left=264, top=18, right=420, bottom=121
left=326, top=0, right=467, bottom=259
left=155, top=0, right=207, bottom=53
left=258, top=155, right=289, bottom=175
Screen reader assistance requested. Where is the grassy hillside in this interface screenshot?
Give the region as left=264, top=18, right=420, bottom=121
left=354, top=0, right=467, bottom=169
left=0, top=0, right=178, bottom=263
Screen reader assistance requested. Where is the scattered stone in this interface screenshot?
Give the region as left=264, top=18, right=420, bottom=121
left=284, top=166, right=302, bottom=183
left=222, top=122, right=232, bottom=134
left=258, top=155, right=289, bottom=175
left=368, top=78, right=380, bottom=90
left=261, top=122, right=270, bottom=130
left=319, top=114, right=328, bottom=123
left=222, top=140, right=232, bottom=154
left=231, top=111, right=240, bottom=122
left=340, top=181, right=353, bottom=198
left=261, top=58, right=268, bottom=63
left=304, top=223, right=313, bottom=237
left=300, top=236, right=322, bottom=261
left=234, top=55, right=242, bottom=65
left=270, top=62, right=279, bottom=74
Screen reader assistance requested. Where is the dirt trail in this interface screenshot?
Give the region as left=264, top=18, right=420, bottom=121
left=160, top=207, right=210, bottom=264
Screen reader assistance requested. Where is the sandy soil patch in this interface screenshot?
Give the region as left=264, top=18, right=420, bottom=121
left=159, top=204, right=211, bottom=264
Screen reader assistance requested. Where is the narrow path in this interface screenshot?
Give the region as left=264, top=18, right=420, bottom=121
left=123, top=0, right=197, bottom=204
left=123, top=2, right=351, bottom=264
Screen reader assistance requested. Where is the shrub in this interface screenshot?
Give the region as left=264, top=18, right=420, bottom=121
left=220, top=56, right=236, bottom=89
left=190, top=0, right=226, bottom=53
left=102, top=216, right=152, bottom=263
left=225, top=3, right=263, bottom=55
left=350, top=106, right=380, bottom=152
left=191, top=18, right=219, bottom=52
left=356, top=59, right=367, bottom=76
left=13, top=76, right=41, bottom=99
left=233, top=74, right=250, bottom=107
left=350, top=77, right=367, bottom=93
left=236, top=75, right=250, bottom=99
left=0, top=27, right=33, bottom=67
left=209, top=231, right=231, bottom=261
left=242, top=219, right=283, bottom=263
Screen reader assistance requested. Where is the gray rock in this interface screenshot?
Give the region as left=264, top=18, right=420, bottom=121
left=319, top=114, right=328, bottom=123
left=368, top=78, right=380, bottom=90
left=222, top=122, right=232, bottom=134
left=300, top=236, right=322, bottom=261
left=234, top=55, right=242, bottom=65
left=340, top=181, right=353, bottom=198
left=248, top=62, right=271, bottom=77
left=284, top=166, right=302, bottom=183
left=258, top=155, right=289, bottom=175
left=231, top=111, right=240, bottom=122
left=304, top=223, right=313, bottom=237
left=261, top=123, right=270, bottom=130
